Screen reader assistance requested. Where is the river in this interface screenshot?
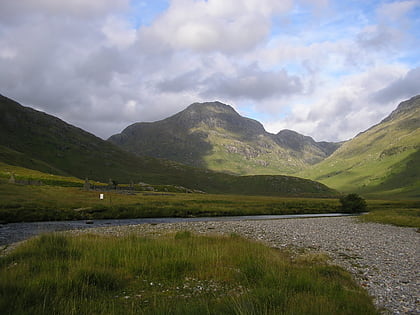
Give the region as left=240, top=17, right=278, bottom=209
left=0, top=213, right=354, bottom=246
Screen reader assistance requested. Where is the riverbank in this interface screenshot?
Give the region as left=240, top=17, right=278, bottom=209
left=0, top=213, right=354, bottom=246
left=63, top=217, right=419, bottom=314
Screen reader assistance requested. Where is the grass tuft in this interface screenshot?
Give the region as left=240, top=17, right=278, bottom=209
left=0, top=232, right=379, bottom=314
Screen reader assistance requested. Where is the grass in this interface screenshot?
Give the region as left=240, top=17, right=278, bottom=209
left=0, top=232, right=379, bottom=314
left=1, top=161, right=419, bottom=230
left=295, top=95, right=420, bottom=200
left=360, top=208, right=420, bottom=228
left=1, top=173, right=419, bottom=224
left=0, top=161, right=340, bottom=223
left=357, top=199, right=420, bottom=228
left=202, top=128, right=303, bottom=175
left=0, top=181, right=341, bottom=223
left=0, top=161, right=86, bottom=187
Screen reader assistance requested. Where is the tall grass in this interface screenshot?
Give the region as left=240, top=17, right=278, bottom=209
left=0, top=232, right=378, bottom=314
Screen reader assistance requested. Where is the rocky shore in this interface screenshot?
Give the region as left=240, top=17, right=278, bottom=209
left=65, top=216, right=419, bottom=314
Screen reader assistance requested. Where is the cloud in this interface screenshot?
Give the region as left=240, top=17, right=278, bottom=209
left=0, top=0, right=418, bottom=142
left=101, top=16, right=137, bottom=48
left=356, top=25, right=401, bottom=51
left=75, top=47, right=136, bottom=85
left=143, top=0, right=293, bottom=53
left=263, top=65, right=411, bottom=141
left=376, top=0, right=419, bottom=21
left=0, top=0, right=129, bottom=22
left=355, top=1, right=419, bottom=54
left=156, top=70, right=203, bottom=93
left=202, top=64, right=303, bottom=100
left=372, top=67, right=420, bottom=104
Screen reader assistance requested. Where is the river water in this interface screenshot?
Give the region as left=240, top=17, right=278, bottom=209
left=0, top=213, right=354, bottom=246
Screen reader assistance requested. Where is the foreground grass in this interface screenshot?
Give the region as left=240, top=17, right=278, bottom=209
left=0, top=232, right=378, bottom=315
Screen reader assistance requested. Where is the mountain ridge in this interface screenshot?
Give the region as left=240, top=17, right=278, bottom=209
left=109, top=101, right=341, bottom=175
left=0, top=94, right=336, bottom=197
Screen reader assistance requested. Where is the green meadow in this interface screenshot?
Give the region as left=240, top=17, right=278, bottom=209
left=0, top=232, right=379, bottom=315
left=0, top=181, right=341, bottom=223
left=1, top=161, right=419, bottom=228
left=0, top=150, right=417, bottom=315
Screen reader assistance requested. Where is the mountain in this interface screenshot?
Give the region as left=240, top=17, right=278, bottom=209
left=0, top=94, right=336, bottom=197
left=297, top=95, right=420, bottom=199
left=109, top=101, right=340, bottom=175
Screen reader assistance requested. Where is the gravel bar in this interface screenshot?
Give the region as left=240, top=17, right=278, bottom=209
left=16, top=216, right=420, bottom=314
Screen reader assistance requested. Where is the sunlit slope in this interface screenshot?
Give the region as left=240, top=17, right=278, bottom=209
left=0, top=94, right=336, bottom=197
left=109, top=102, right=340, bottom=175
left=0, top=160, right=84, bottom=186
left=298, top=96, right=420, bottom=198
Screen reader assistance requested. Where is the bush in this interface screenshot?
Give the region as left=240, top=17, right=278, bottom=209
left=339, top=193, right=367, bottom=213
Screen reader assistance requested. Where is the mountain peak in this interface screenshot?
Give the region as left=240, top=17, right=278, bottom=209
left=165, top=101, right=267, bottom=137
left=185, top=101, right=237, bottom=114
left=109, top=101, right=340, bottom=174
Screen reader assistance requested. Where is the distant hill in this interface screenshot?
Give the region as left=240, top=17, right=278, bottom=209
left=297, top=95, right=420, bottom=199
left=0, top=94, right=336, bottom=197
left=109, top=102, right=340, bottom=175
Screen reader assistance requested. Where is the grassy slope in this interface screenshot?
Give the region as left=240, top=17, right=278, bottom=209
left=0, top=95, right=336, bottom=197
left=200, top=126, right=306, bottom=175
left=109, top=102, right=335, bottom=176
left=0, top=232, right=378, bottom=314
left=297, top=96, right=420, bottom=199
left=0, top=161, right=84, bottom=186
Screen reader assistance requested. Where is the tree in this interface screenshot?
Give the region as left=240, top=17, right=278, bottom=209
left=339, top=193, right=367, bottom=213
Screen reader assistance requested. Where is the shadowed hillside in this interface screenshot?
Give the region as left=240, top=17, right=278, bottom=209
left=0, top=94, right=336, bottom=197
left=109, top=102, right=340, bottom=175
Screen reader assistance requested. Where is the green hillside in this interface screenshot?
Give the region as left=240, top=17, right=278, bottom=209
left=298, top=95, right=420, bottom=199
left=109, top=102, right=340, bottom=175
left=0, top=94, right=336, bottom=197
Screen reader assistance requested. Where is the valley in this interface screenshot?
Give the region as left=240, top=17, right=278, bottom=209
left=107, top=95, right=420, bottom=199
left=0, top=94, right=419, bottom=315
left=0, top=95, right=335, bottom=197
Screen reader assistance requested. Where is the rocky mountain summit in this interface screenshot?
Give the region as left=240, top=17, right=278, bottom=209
left=109, top=101, right=340, bottom=175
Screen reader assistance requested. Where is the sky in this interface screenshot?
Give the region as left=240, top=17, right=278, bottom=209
left=0, top=0, right=419, bottom=142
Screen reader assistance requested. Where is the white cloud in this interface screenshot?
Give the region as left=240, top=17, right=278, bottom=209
left=377, top=0, right=419, bottom=21
left=0, top=0, right=418, bottom=142
left=102, top=16, right=137, bottom=48
left=143, top=0, right=293, bottom=53
left=263, top=65, right=412, bottom=141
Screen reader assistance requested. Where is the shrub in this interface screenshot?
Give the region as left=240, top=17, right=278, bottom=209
left=339, top=193, right=367, bottom=213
